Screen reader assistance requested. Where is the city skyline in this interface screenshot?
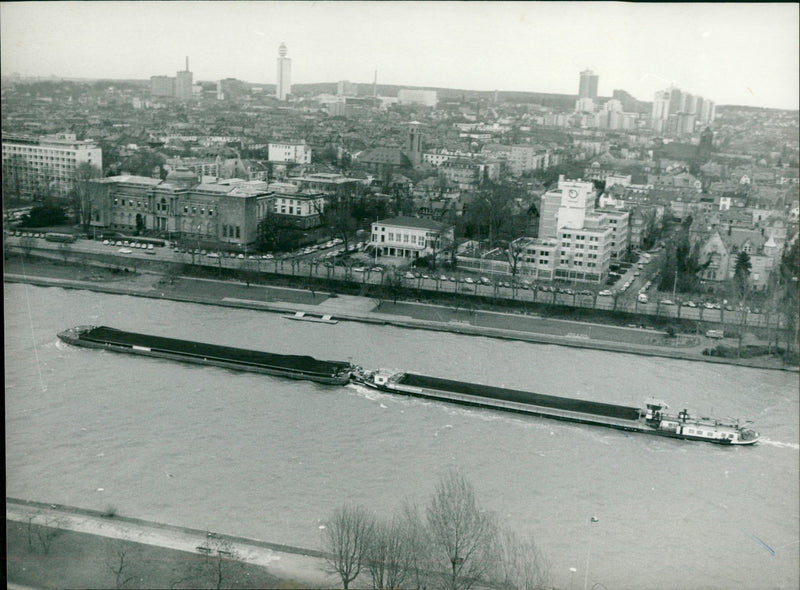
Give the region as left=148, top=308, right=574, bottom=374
left=1, top=1, right=798, bottom=110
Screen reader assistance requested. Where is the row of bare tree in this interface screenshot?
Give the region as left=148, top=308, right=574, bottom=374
left=322, top=470, right=550, bottom=590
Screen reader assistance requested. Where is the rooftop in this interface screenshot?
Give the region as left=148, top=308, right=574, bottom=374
left=374, top=216, right=448, bottom=230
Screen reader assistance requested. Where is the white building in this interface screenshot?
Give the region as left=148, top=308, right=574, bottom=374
left=397, top=89, right=437, bottom=108
left=520, top=177, right=616, bottom=283
left=370, top=216, right=453, bottom=260
left=273, top=191, right=325, bottom=228
left=575, top=97, right=595, bottom=113
left=276, top=42, right=292, bottom=101
left=2, top=132, right=103, bottom=198
left=268, top=141, right=311, bottom=164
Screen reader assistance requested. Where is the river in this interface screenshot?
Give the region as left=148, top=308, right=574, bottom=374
left=5, top=283, right=799, bottom=589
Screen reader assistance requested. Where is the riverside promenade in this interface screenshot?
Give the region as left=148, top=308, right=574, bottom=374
left=4, top=258, right=793, bottom=370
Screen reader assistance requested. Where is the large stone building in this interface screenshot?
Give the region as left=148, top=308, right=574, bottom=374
left=2, top=132, right=103, bottom=199
left=88, top=169, right=273, bottom=248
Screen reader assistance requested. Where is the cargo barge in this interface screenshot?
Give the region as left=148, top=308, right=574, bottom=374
left=57, top=326, right=759, bottom=445
left=58, top=326, right=352, bottom=385
left=351, top=368, right=759, bottom=445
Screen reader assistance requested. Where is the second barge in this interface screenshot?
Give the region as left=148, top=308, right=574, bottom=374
left=351, top=368, right=759, bottom=445
left=58, top=326, right=352, bottom=385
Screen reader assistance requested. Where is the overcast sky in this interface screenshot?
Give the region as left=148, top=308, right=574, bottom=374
left=1, top=1, right=798, bottom=109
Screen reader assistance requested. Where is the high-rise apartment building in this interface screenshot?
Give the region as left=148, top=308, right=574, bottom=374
left=175, top=57, right=193, bottom=100
left=150, top=75, right=175, bottom=97
left=3, top=133, right=103, bottom=199
left=578, top=69, right=599, bottom=100
left=276, top=42, right=292, bottom=101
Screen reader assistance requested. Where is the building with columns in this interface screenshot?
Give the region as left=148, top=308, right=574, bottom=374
left=370, top=216, right=453, bottom=260
left=88, top=169, right=273, bottom=248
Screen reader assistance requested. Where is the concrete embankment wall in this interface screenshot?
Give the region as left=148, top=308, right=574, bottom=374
left=6, top=271, right=797, bottom=372
left=6, top=496, right=326, bottom=559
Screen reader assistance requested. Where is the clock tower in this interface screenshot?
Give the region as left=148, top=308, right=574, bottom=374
left=556, top=179, right=595, bottom=230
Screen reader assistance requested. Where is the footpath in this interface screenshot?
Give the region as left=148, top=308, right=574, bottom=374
left=4, top=260, right=795, bottom=371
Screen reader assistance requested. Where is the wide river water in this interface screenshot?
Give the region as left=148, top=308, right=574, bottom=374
left=5, top=283, right=799, bottom=589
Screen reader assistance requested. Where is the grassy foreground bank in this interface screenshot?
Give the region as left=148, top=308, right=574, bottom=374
left=6, top=519, right=303, bottom=589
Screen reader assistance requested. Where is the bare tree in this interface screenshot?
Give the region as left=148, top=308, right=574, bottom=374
left=198, top=532, right=244, bottom=590
left=366, top=514, right=416, bottom=589
left=73, top=162, right=102, bottom=229
left=493, top=530, right=551, bottom=590
left=106, top=540, right=139, bottom=589
left=323, top=504, right=376, bottom=589
left=426, top=470, right=498, bottom=590
left=36, top=518, right=64, bottom=555
left=398, top=500, right=433, bottom=590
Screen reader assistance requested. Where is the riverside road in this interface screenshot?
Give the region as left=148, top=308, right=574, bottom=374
left=4, top=233, right=781, bottom=329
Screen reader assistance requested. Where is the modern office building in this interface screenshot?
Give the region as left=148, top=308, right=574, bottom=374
left=578, top=69, right=599, bottom=99
left=175, top=57, right=193, bottom=100
left=150, top=75, right=175, bottom=97
left=268, top=141, right=311, bottom=164
left=522, top=177, right=616, bottom=283
left=276, top=42, right=292, bottom=101
left=2, top=132, right=103, bottom=199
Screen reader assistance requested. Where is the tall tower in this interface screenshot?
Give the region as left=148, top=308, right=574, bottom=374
left=406, top=122, right=423, bottom=166
left=175, top=56, right=193, bottom=100
left=579, top=69, right=598, bottom=99
left=276, top=42, right=292, bottom=101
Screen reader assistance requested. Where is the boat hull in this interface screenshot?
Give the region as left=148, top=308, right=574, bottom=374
left=351, top=373, right=759, bottom=445
left=58, top=326, right=351, bottom=385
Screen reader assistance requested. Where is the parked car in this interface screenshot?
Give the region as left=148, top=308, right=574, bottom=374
left=598, top=290, right=612, bottom=296
left=660, top=299, right=675, bottom=305
left=683, top=301, right=697, bottom=308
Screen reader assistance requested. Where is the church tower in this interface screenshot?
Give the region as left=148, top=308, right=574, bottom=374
left=406, top=122, right=423, bottom=166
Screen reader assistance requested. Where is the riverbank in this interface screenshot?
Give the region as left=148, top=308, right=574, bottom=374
left=4, top=256, right=796, bottom=371
left=6, top=497, right=334, bottom=588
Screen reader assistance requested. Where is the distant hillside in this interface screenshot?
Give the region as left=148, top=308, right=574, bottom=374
left=289, top=82, right=655, bottom=112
